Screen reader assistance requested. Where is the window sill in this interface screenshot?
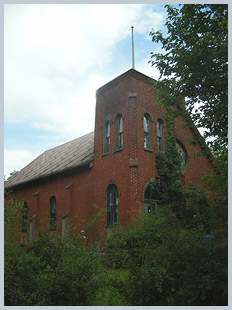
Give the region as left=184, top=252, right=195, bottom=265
left=101, top=152, right=110, bottom=157
left=49, top=228, right=57, bottom=232
left=144, top=148, right=154, bottom=153
left=157, top=149, right=165, bottom=153
left=114, top=147, right=123, bottom=153
left=105, top=223, right=119, bottom=229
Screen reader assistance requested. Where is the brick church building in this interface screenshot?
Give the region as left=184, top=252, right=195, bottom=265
left=5, top=69, right=212, bottom=241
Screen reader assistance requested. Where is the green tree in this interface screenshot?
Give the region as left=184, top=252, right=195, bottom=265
left=202, top=148, right=228, bottom=242
left=149, top=2, right=228, bottom=255
left=6, top=170, right=18, bottom=181
left=150, top=4, right=228, bottom=150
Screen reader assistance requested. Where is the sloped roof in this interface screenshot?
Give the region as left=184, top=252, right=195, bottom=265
left=5, top=132, right=94, bottom=189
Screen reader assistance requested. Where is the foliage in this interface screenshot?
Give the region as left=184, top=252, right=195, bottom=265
left=4, top=193, right=227, bottom=306
left=154, top=108, right=184, bottom=216
left=150, top=4, right=228, bottom=150
left=5, top=244, right=43, bottom=305
left=183, top=185, right=212, bottom=233
left=4, top=192, right=23, bottom=245
left=151, top=105, right=212, bottom=236
left=103, top=208, right=227, bottom=306
left=70, top=203, right=106, bottom=246
left=202, top=148, right=228, bottom=242
left=4, top=233, right=100, bottom=306
left=149, top=5, right=228, bottom=230
left=92, top=268, right=130, bottom=306
left=147, top=7, right=228, bottom=305
left=7, top=170, right=19, bottom=180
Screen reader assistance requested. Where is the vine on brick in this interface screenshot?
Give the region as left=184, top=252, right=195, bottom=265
left=150, top=86, right=211, bottom=231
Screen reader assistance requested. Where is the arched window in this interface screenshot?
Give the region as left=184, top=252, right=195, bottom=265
left=144, top=183, right=157, bottom=214
left=106, top=184, right=118, bottom=226
left=22, top=202, right=28, bottom=232
left=157, top=119, right=164, bottom=151
left=143, top=114, right=152, bottom=150
left=103, top=120, right=110, bottom=154
left=29, top=215, right=36, bottom=241
left=144, top=177, right=166, bottom=214
left=176, top=140, right=189, bottom=172
left=116, top=114, right=123, bottom=150
left=49, top=196, right=57, bottom=231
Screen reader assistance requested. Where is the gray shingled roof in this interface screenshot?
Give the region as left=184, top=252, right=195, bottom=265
left=5, top=132, right=94, bottom=189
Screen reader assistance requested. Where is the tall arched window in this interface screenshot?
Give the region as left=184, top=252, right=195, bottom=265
left=143, top=113, right=152, bottom=150
left=157, top=119, right=164, bottom=151
left=144, top=183, right=157, bottom=214
left=106, top=184, right=118, bottom=226
left=49, top=196, right=57, bottom=231
left=103, top=120, right=110, bottom=154
left=22, top=202, right=28, bottom=232
left=176, top=140, right=189, bottom=172
left=116, top=114, right=123, bottom=150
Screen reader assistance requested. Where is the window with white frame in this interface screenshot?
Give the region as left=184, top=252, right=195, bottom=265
left=116, top=114, right=123, bottom=150
left=157, top=119, right=165, bottom=151
left=103, top=120, right=110, bottom=154
left=143, top=113, right=152, bottom=150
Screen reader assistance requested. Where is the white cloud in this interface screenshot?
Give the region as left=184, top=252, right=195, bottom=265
left=4, top=149, right=40, bottom=179
left=136, top=6, right=164, bottom=35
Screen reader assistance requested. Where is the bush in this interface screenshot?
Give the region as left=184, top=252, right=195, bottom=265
left=5, top=204, right=227, bottom=306
left=103, top=206, right=228, bottom=306
left=93, top=268, right=130, bottom=306
left=4, top=233, right=100, bottom=306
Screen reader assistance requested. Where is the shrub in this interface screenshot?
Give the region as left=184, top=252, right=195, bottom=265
left=103, top=207, right=228, bottom=306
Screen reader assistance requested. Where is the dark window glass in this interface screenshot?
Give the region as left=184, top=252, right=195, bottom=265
left=49, top=196, right=57, bottom=231
left=143, top=114, right=152, bottom=149
left=144, top=183, right=157, bottom=214
left=157, top=119, right=165, bottom=151
left=29, top=216, right=36, bottom=241
left=176, top=140, right=189, bottom=172
left=22, top=202, right=28, bottom=232
left=103, top=120, right=110, bottom=153
left=144, top=182, right=161, bottom=214
left=116, top=114, right=123, bottom=149
left=107, top=184, right=118, bottom=226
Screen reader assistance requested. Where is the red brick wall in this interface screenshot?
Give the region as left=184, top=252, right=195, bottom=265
left=9, top=71, right=213, bottom=242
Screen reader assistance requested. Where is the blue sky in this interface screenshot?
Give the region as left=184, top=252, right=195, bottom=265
left=4, top=4, right=169, bottom=178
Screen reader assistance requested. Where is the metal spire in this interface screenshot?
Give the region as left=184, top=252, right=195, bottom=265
left=131, top=26, right=135, bottom=69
